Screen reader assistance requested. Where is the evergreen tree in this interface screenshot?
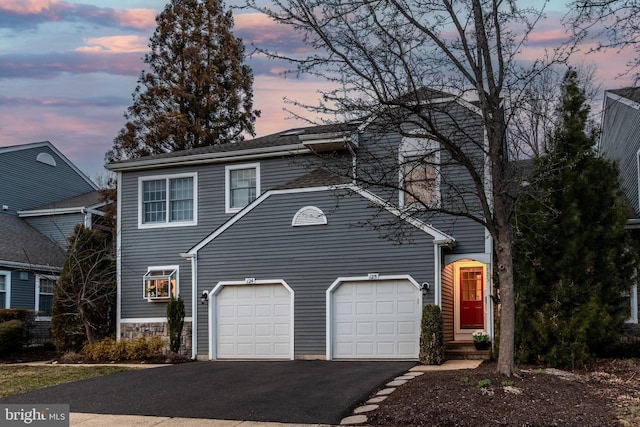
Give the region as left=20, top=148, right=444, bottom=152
left=107, top=0, right=259, bottom=162
left=51, top=225, right=116, bottom=353
left=514, top=69, right=638, bottom=369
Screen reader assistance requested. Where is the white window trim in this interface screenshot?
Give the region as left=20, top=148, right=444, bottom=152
left=225, top=163, right=261, bottom=214
left=0, top=270, right=10, bottom=309
left=35, top=274, right=58, bottom=321
left=138, top=172, right=198, bottom=229
left=628, top=283, right=638, bottom=324
left=143, top=265, right=179, bottom=302
left=399, top=136, right=441, bottom=209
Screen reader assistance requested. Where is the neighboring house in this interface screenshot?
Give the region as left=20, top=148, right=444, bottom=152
left=107, top=92, right=495, bottom=361
left=599, top=87, right=640, bottom=324
left=0, top=141, right=106, bottom=320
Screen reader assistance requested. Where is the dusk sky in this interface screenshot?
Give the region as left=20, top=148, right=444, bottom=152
left=0, top=0, right=636, bottom=180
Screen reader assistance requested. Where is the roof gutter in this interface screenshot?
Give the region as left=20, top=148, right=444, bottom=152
left=18, top=206, right=105, bottom=217
left=0, top=259, right=62, bottom=272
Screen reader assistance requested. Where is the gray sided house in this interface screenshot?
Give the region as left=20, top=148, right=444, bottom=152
left=600, top=88, right=640, bottom=324
left=0, top=141, right=106, bottom=320
left=108, top=94, right=494, bottom=360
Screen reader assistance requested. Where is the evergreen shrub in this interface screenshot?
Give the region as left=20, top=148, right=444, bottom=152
left=167, top=296, right=185, bottom=354
left=419, top=304, right=444, bottom=365
left=0, top=320, right=26, bottom=355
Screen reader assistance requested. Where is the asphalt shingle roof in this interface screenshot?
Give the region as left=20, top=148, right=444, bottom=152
left=609, top=87, right=640, bottom=104
left=0, top=213, right=65, bottom=268
left=274, top=168, right=351, bottom=190
left=108, top=122, right=360, bottom=167
left=29, top=191, right=103, bottom=210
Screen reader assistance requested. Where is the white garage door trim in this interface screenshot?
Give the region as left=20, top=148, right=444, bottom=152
left=208, top=280, right=294, bottom=360
left=326, top=275, right=422, bottom=360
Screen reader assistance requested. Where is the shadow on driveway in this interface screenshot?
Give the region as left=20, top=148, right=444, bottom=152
left=0, top=360, right=416, bottom=424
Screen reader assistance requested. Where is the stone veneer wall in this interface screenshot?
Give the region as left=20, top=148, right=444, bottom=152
left=120, top=321, right=192, bottom=357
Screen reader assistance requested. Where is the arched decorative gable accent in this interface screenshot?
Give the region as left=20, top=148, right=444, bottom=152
left=36, top=152, right=56, bottom=166
left=292, top=206, right=327, bottom=226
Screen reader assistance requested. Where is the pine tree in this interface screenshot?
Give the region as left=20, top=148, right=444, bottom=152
left=514, top=70, right=638, bottom=369
left=107, top=0, right=259, bottom=162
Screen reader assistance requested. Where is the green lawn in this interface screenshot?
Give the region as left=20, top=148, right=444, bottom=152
left=0, top=365, right=132, bottom=397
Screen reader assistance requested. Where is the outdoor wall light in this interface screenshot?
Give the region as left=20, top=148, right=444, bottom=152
left=421, top=282, right=430, bottom=295
left=201, top=290, right=209, bottom=304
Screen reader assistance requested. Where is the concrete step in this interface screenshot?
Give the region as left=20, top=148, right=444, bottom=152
left=445, top=341, right=491, bottom=360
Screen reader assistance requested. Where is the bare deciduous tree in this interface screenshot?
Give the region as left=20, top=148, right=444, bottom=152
left=51, top=225, right=116, bottom=352
left=249, top=0, right=575, bottom=375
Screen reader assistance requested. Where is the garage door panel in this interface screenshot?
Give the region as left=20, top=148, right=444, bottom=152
left=398, top=300, right=417, bottom=314
left=376, top=301, right=394, bottom=315
left=376, top=321, right=394, bottom=334
left=216, top=284, right=292, bottom=359
left=333, top=280, right=419, bottom=359
left=356, top=302, right=373, bottom=315
left=398, top=321, right=417, bottom=334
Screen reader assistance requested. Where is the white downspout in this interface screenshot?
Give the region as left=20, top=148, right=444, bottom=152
left=115, top=173, right=122, bottom=341
left=190, top=254, right=198, bottom=359
left=434, top=243, right=441, bottom=307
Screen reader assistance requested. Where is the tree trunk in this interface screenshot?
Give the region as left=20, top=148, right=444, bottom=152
left=495, top=227, right=515, bottom=376
left=78, top=305, right=96, bottom=344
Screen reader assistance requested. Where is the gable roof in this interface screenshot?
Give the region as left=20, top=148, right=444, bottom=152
left=0, top=213, right=65, bottom=271
left=186, top=168, right=454, bottom=255
left=608, top=87, right=640, bottom=105
left=0, top=141, right=97, bottom=191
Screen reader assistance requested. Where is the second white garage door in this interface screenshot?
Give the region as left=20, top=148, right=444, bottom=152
left=215, top=283, right=292, bottom=359
left=332, top=279, right=421, bottom=359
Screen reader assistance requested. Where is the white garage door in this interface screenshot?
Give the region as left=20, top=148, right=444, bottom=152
left=332, top=280, right=420, bottom=359
left=216, top=283, right=292, bottom=359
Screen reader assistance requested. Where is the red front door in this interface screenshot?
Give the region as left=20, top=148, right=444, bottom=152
left=460, top=267, right=484, bottom=329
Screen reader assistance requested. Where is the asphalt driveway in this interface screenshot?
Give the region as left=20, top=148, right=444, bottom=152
left=0, top=361, right=416, bottom=424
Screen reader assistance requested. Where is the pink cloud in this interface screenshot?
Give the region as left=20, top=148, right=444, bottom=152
left=76, top=35, right=148, bottom=54
left=0, top=0, right=156, bottom=30
left=111, top=8, right=156, bottom=30
left=1, top=0, right=68, bottom=15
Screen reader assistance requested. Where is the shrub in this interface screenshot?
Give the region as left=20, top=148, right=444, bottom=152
left=0, top=320, right=26, bottom=355
left=82, top=337, right=165, bottom=362
left=419, top=304, right=444, bottom=365
left=0, top=309, right=36, bottom=324
left=0, top=309, right=35, bottom=346
left=167, top=296, right=185, bottom=354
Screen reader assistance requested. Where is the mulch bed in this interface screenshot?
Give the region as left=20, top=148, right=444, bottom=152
left=366, top=360, right=640, bottom=427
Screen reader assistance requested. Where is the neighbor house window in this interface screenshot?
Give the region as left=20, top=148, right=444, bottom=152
left=143, top=267, right=178, bottom=301
left=36, top=275, right=57, bottom=319
left=139, top=173, right=197, bottom=227
left=226, top=163, right=260, bottom=213
left=0, top=271, right=9, bottom=309
left=400, top=136, right=440, bottom=208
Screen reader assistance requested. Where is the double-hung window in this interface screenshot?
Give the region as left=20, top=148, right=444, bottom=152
left=226, top=163, right=260, bottom=213
left=139, top=173, right=197, bottom=227
left=36, top=275, right=57, bottom=319
left=400, top=136, right=440, bottom=208
left=0, top=271, right=9, bottom=309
